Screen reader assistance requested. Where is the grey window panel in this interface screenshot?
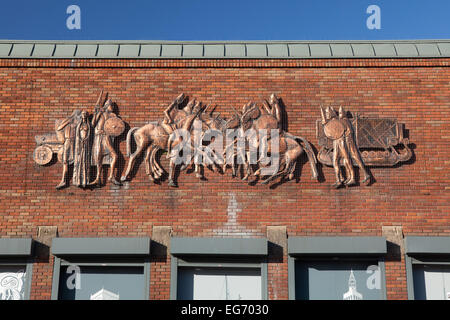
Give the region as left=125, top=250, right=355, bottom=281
left=351, top=44, right=375, bottom=57
left=32, top=44, right=55, bottom=58
left=288, top=237, right=387, bottom=256
left=97, top=45, right=119, bottom=58
left=437, top=43, right=450, bottom=56
left=373, top=43, right=396, bottom=57
left=118, top=45, right=139, bottom=58
left=330, top=44, right=353, bottom=57
left=161, top=44, right=182, bottom=57
left=267, top=44, right=288, bottom=57
left=413, top=264, right=450, bottom=300
left=295, top=260, right=384, bottom=300
left=75, top=44, right=98, bottom=57
left=288, top=44, right=310, bottom=57
left=171, top=237, right=268, bottom=256
left=54, top=44, right=76, bottom=58
left=204, top=44, right=224, bottom=58
left=309, top=44, right=332, bottom=57
left=52, top=237, right=151, bottom=256
left=0, top=44, right=12, bottom=57
left=10, top=44, right=34, bottom=57
left=182, top=44, right=203, bottom=57
left=405, top=236, right=450, bottom=255
left=140, top=44, right=161, bottom=58
left=225, top=44, right=245, bottom=57
left=394, top=43, right=419, bottom=57
left=58, top=265, right=146, bottom=300
left=246, top=44, right=267, bottom=57
left=0, top=238, right=33, bottom=256
left=177, top=267, right=261, bottom=300
left=0, top=265, right=30, bottom=300
left=416, top=43, right=441, bottom=56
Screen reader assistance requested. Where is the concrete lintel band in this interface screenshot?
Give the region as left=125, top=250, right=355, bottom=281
left=170, top=237, right=268, bottom=256
left=288, top=236, right=387, bottom=256
left=0, top=238, right=34, bottom=257
left=51, top=237, right=151, bottom=256
left=405, top=236, right=450, bottom=255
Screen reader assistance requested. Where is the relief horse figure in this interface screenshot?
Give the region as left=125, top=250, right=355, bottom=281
left=121, top=94, right=224, bottom=187
left=223, top=94, right=318, bottom=185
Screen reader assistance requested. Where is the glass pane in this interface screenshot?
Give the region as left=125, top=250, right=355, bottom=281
left=295, top=260, right=383, bottom=300
left=58, top=266, right=145, bottom=300
left=0, top=265, right=27, bottom=300
left=177, top=267, right=261, bottom=300
left=413, top=264, right=450, bottom=300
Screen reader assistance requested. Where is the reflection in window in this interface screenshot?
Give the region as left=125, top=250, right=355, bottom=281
left=0, top=266, right=27, bottom=300
left=295, top=260, right=383, bottom=300
left=177, top=267, right=261, bottom=300
left=58, top=266, right=145, bottom=300
left=413, top=264, right=450, bottom=300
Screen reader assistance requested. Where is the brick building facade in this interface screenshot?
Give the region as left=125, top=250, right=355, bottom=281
left=0, top=40, right=449, bottom=300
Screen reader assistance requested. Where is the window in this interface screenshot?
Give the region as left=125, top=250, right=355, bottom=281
left=0, top=264, right=30, bottom=300
left=0, top=238, right=34, bottom=300
left=294, top=259, right=384, bottom=300
left=178, top=266, right=262, bottom=300
left=405, top=236, right=450, bottom=300
left=51, top=237, right=151, bottom=300
left=170, top=237, right=268, bottom=300
left=412, top=263, right=450, bottom=300
left=57, top=262, right=147, bottom=300
left=288, top=236, right=387, bottom=300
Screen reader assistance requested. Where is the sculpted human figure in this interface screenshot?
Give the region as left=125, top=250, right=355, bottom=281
left=55, top=109, right=81, bottom=189
left=72, top=110, right=92, bottom=188
left=321, top=106, right=370, bottom=188
left=161, top=93, right=187, bottom=156
left=262, top=93, right=283, bottom=129
left=339, top=106, right=370, bottom=185
left=90, top=96, right=121, bottom=186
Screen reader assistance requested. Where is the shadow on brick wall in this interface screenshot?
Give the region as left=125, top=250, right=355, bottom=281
left=385, top=240, right=402, bottom=262
left=268, top=241, right=284, bottom=263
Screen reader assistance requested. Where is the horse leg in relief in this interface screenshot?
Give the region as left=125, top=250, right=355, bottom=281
left=149, top=147, right=159, bottom=177
left=168, top=159, right=177, bottom=187
left=121, top=131, right=148, bottom=182
left=151, top=147, right=164, bottom=179
left=262, top=156, right=287, bottom=184
left=288, top=160, right=297, bottom=180
left=242, top=151, right=252, bottom=181
left=144, top=146, right=153, bottom=176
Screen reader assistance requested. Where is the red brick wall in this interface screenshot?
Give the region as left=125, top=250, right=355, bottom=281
left=0, top=58, right=449, bottom=300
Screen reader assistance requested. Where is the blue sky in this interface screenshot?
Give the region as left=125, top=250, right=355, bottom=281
left=0, top=0, right=449, bottom=40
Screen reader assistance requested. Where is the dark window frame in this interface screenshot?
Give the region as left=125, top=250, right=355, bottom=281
left=50, top=237, right=151, bottom=300
left=0, top=258, right=33, bottom=300
left=0, top=238, right=34, bottom=300
left=289, top=256, right=387, bottom=300
left=404, top=236, right=450, bottom=300
left=170, top=237, right=268, bottom=300
left=287, top=236, right=387, bottom=300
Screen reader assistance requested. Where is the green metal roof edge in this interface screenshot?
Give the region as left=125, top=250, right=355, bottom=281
left=0, top=39, right=449, bottom=59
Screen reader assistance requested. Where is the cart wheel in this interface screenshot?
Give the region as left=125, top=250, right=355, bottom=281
left=33, top=145, right=53, bottom=165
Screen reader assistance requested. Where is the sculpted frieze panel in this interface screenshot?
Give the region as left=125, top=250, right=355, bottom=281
left=33, top=92, right=412, bottom=189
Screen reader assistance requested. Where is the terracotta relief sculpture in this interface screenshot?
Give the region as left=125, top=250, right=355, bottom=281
left=72, top=110, right=92, bottom=188
left=33, top=91, right=125, bottom=189
left=90, top=92, right=124, bottom=186
left=317, top=106, right=412, bottom=188
left=121, top=93, right=224, bottom=187
left=222, top=94, right=318, bottom=185
left=34, top=91, right=412, bottom=189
